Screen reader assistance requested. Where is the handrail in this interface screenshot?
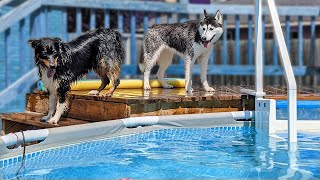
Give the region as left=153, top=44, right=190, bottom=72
left=0, top=68, right=38, bottom=109
left=0, top=0, right=14, bottom=8
left=266, top=0, right=297, bottom=143
left=0, top=0, right=42, bottom=33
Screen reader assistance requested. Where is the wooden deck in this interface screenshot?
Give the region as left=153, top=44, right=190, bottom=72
left=1, top=86, right=320, bottom=134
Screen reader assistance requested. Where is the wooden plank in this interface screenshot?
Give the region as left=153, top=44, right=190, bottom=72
left=104, top=9, right=110, bottom=28
left=0, top=0, right=42, bottom=33
left=117, top=11, right=123, bottom=33
left=143, top=13, right=148, bottom=34
left=285, top=16, right=291, bottom=55
left=235, top=14, right=240, bottom=65
left=247, top=15, right=253, bottom=65
left=298, top=16, right=303, bottom=66
left=1, top=112, right=89, bottom=129
left=222, top=15, right=228, bottom=65
left=76, top=8, right=82, bottom=35
left=26, top=93, right=130, bottom=121
left=90, top=8, right=96, bottom=30
left=131, top=12, right=136, bottom=67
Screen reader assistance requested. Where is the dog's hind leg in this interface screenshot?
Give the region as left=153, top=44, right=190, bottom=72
left=143, top=47, right=163, bottom=90
left=88, top=75, right=110, bottom=95
left=105, top=67, right=120, bottom=97
left=157, top=49, right=174, bottom=89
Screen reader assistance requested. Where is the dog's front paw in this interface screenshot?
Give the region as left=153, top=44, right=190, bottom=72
left=47, top=118, right=59, bottom=125
left=204, top=86, right=215, bottom=92
left=163, top=84, right=173, bottom=89
left=144, top=85, right=151, bottom=90
left=88, top=90, right=100, bottom=95
left=186, top=87, right=194, bottom=93
left=40, top=115, right=51, bottom=122
left=104, top=93, right=113, bottom=97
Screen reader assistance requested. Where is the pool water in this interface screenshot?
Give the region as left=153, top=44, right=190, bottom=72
left=1, top=127, right=319, bottom=179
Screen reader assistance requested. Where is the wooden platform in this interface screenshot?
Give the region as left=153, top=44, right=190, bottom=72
left=1, top=87, right=255, bottom=134
left=2, top=86, right=320, bottom=134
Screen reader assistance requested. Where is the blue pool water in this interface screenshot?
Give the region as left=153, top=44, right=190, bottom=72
left=277, top=100, right=320, bottom=120
left=1, top=127, right=319, bottom=179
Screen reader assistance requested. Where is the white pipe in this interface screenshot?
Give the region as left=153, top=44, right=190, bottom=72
left=0, top=129, right=49, bottom=147
left=255, top=0, right=264, bottom=99
left=267, top=0, right=297, bottom=142
left=231, top=111, right=253, bottom=120
left=122, top=116, right=159, bottom=127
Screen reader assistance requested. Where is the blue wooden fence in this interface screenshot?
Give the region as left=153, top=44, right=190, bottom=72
left=0, top=0, right=319, bottom=112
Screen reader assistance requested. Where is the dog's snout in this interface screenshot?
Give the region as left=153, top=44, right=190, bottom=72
left=201, top=37, right=207, bottom=41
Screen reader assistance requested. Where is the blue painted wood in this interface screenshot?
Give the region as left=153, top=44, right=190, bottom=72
left=117, top=11, right=123, bottom=33
left=310, top=16, right=316, bottom=65
left=273, top=38, right=278, bottom=65
left=104, top=9, right=110, bottom=28
left=76, top=8, right=82, bottom=35
left=62, top=8, right=68, bottom=41
left=247, top=15, right=253, bottom=65
left=39, top=7, right=46, bottom=37
left=19, top=19, right=28, bottom=74
left=209, top=50, right=214, bottom=64
left=285, top=16, right=290, bottom=55
left=90, top=9, right=96, bottom=30
left=298, top=16, right=303, bottom=66
left=156, top=13, right=161, bottom=24
left=4, top=29, right=9, bottom=87
left=143, top=13, right=148, bottom=34
left=222, top=15, right=228, bottom=65
left=167, top=13, right=173, bottom=24
left=235, top=15, right=240, bottom=65
left=0, top=0, right=42, bottom=33
left=131, top=13, right=136, bottom=67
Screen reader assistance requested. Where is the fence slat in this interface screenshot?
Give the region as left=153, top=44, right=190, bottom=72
left=143, top=13, right=148, bottom=34
left=235, top=15, right=240, bottom=65
left=310, top=16, right=316, bottom=66
left=90, top=9, right=96, bottom=30
left=104, top=9, right=110, bottom=28
left=76, top=8, right=82, bottom=35
left=285, top=16, right=290, bottom=55
left=156, top=13, right=161, bottom=24
left=262, top=15, right=265, bottom=64
left=62, top=8, right=68, bottom=41
left=19, top=19, right=28, bottom=74
left=273, top=38, right=278, bottom=65
left=117, top=11, right=123, bottom=33
left=298, top=16, right=303, bottom=66
left=131, top=13, right=136, bottom=67
left=167, top=13, right=173, bottom=24
left=222, top=15, right=228, bottom=65
left=248, top=15, right=253, bottom=65
left=39, top=7, right=46, bottom=37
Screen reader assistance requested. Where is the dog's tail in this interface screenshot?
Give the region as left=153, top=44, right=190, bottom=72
left=138, top=44, right=146, bottom=73
left=138, top=43, right=159, bottom=74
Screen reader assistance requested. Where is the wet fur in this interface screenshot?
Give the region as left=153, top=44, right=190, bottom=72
left=28, top=28, right=125, bottom=124
left=141, top=10, right=223, bottom=92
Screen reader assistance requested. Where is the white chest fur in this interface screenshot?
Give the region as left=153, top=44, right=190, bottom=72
left=192, top=42, right=211, bottom=59
left=40, top=68, right=59, bottom=94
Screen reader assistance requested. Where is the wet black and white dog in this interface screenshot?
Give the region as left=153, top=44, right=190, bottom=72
left=142, top=10, right=223, bottom=92
left=28, top=28, right=125, bottom=124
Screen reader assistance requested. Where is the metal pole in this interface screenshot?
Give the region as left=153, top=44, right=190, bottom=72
left=255, top=0, right=264, bottom=99
left=267, top=0, right=297, bottom=142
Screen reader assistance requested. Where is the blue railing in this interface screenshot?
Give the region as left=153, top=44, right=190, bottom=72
left=0, top=0, right=319, bottom=112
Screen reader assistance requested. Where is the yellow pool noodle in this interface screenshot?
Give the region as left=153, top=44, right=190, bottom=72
left=71, top=78, right=185, bottom=90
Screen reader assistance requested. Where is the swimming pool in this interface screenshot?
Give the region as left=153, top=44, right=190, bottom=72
left=1, top=126, right=319, bottom=179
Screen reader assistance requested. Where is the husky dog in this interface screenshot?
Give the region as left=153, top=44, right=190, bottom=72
left=141, top=10, right=223, bottom=92
left=28, top=28, right=125, bottom=124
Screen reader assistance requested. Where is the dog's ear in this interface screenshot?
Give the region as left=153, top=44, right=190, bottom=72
left=215, top=10, right=223, bottom=25
left=53, top=37, right=62, bottom=42
left=203, top=9, right=209, bottom=19
left=28, top=39, right=40, bottom=49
